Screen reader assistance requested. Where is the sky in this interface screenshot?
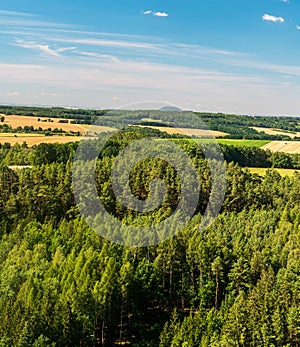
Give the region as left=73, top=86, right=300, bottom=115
left=1, top=0, right=300, bottom=115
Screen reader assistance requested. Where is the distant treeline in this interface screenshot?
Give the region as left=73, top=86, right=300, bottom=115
left=197, top=112, right=300, bottom=132
left=0, top=123, right=70, bottom=136
left=1, top=106, right=300, bottom=140
left=0, top=105, right=107, bottom=124
left=0, top=129, right=300, bottom=170
left=220, top=144, right=299, bottom=169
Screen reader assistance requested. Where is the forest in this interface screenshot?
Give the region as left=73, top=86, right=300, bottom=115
left=0, top=126, right=299, bottom=346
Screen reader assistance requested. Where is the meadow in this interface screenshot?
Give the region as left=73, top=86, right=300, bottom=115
left=180, top=138, right=270, bottom=147
left=249, top=167, right=300, bottom=176
left=217, top=139, right=270, bottom=147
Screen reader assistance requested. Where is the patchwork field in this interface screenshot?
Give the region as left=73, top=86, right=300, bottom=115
left=251, top=126, right=300, bottom=139
left=249, top=167, right=300, bottom=177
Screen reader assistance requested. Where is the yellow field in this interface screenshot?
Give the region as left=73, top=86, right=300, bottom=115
left=251, top=126, right=300, bottom=139
left=249, top=167, right=300, bottom=177
left=262, top=141, right=300, bottom=154
left=137, top=125, right=228, bottom=138
left=0, top=134, right=82, bottom=146
left=1, top=114, right=88, bottom=133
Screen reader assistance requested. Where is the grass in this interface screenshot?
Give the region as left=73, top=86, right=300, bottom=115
left=216, top=139, right=270, bottom=147
left=181, top=138, right=270, bottom=147
left=249, top=167, right=300, bottom=177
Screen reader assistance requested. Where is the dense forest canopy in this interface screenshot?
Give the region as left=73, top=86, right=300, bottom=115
left=0, top=127, right=299, bottom=346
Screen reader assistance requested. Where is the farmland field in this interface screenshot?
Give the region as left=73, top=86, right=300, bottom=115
left=0, top=134, right=83, bottom=146
left=251, top=126, right=300, bottom=138
left=217, top=139, right=270, bottom=147
left=262, top=141, right=300, bottom=154
left=1, top=114, right=88, bottom=133
left=181, top=138, right=270, bottom=147
left=249, top=167, right=300, bottom=176
left=136, top=125, right=228, bottom=137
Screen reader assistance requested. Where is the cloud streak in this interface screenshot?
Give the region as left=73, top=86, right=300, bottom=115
left=14, top=39, right=76, bottom=57
left=0, top=10, right=34, bottom=17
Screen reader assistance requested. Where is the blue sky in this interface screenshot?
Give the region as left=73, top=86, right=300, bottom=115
left=1, top=0, right=300, bottom=115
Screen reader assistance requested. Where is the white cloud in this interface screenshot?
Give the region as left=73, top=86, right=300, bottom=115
left=143, top=10, right=169, bottom=17
left=296, top=25, right=300, bottom=30
left=262, top=14, right=284, bottom=23
left=153, top=12, right=169, bottom=17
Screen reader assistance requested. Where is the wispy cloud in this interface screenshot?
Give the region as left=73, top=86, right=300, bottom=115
left=0, top=10, right=34, bottom=17
left=50, top=37, right=156, bottom=50
left=262, top=14, right=284, bottom=23
left=75, top=51, right=119, bottom=62
left=5, top=91, right=19, bottom=97
left=0, top=59, right=293, bottom=115
left=296, top=25, right=300, bottom=30
left=143, top=10, right=169, bottom=17
left=14, top=39, right=76, bottom=57
left=1, top=10, right=300, bottom=115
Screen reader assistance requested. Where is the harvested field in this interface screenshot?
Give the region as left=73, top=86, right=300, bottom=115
left=251, top=126, right=300, bottom=138
left=262, top=141, right=300, bottom=154
left=0, top=134, right=82, bottom=146
left=2, top=114, right=89, bottom=133
left=137, top=125, right=228, bottom=137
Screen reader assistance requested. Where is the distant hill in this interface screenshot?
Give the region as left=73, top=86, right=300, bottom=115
left=159, top=106, right=182, bottom=112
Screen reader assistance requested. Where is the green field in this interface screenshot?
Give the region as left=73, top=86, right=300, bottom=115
left=178, top=138, right=270, bottom=147
left=216, top=139, right=270, bottom=147
left=249, top=167, right=300, bottom=176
